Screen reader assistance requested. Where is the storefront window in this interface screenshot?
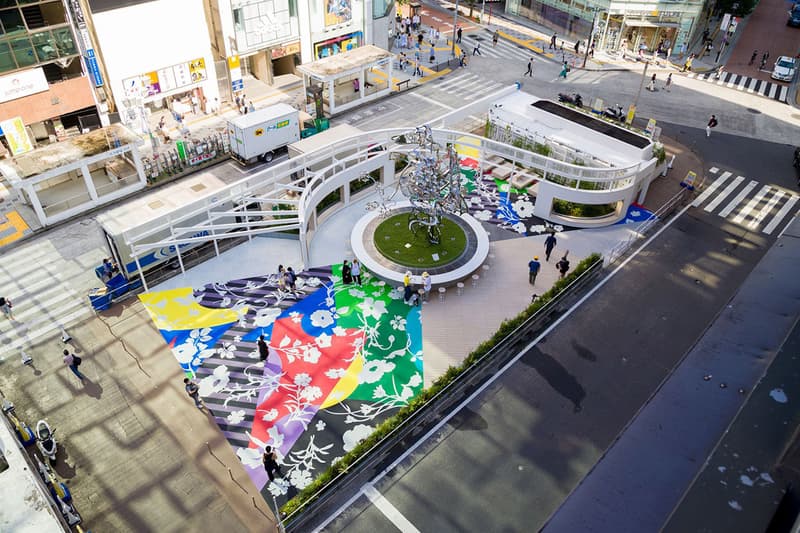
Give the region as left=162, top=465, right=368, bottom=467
left=10, top=36, right=35, bottom=66
left=0, top=7, right=25, bottom=35
left=52, top=27, right=75, bottom=56
left=0, top=41, right=14, bottom=72
left=31, top=30, right=57, bottom=61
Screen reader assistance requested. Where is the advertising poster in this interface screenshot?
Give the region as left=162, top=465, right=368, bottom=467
left=173, top=63, right=191, bottom=88
left=325, top=0, right=352, bottom=26
left=315, top=31, right=362, bottom=59
left=157, top=67, right=177, bottom=93
left=143, top=71, right=160, bottom=96
left=0, top=117, right=34, bottom=155
left=122, top=75, right=143, bottom=97
left=189, top=58, right=207, bottom=83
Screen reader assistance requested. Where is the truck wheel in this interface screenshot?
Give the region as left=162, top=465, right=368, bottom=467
left=263, top=151, right=274, bottom=163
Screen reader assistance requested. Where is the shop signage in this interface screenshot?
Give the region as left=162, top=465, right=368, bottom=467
left=720, top=13, right=731, bottom=32
left=123, top=57, right=208, bottom=98
left=228, top=55, right=243, bottom=92
left=188, top=151, right=216, bottom=166
left=0, top=117, right=34, bottom=155
left=0, top=68, right=49, bottom=103
left=645, top=118, right=657, bottom=137
left=681, top=171, right=697, bottom=190
left=85, top=49, right=104, bottom=87
left=271, top=42, right=301, bottom=60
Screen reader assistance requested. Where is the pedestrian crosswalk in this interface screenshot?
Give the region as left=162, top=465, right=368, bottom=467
left=425, top=70, right=504, bottom=100
left=459, top=32, right=536, bottom=64
left=691, top=168, right=798, bottom=234
left=0, top=239, right=98, bottom=361
left=686, top=71, right=789, bottom=103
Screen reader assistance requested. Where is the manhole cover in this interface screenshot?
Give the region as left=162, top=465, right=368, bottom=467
left=746, top=108, right=761, bottom=114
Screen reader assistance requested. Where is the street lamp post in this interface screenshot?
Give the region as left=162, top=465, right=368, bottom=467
left=451, top=0, right=460, bottom=58
left=632, top=59, right=649, bottom=117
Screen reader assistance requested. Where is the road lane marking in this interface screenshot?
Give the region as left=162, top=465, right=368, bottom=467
left=691, top=173, right=730, bottom=207
left=732, top=184, right=769, bottom=225
left=363, top=484, right=421, bottom=533
left=763, top=195, right=798, bottom=235
left=718, top=180, right=757, bottom=218
left=704, top=174, right=741, bottom=212
left=748, top=189, right=784, bottom=229
left=407, top=91, right=454, bottom=110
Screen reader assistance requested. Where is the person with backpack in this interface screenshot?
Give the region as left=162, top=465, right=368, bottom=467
left=706, top=114, right=718, bottom=137
left=263, top=446, right=283, bottom=482
left=556, top=254, right=570, bottom=279
left=183, top=377, right=203, bottom=409
left=0, top=296, right=14, bottom=321
left=63, top=349, right=85, bottom=381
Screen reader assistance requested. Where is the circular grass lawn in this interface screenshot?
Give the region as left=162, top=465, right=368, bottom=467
left=374, top=213, right=468, bottom=268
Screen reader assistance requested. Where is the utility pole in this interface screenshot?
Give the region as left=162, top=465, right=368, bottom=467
left=451, top=0, right=460, bottom=58
left=582, top=8, right=599, bottom=68
left=632, top=60, right=649, bottom=120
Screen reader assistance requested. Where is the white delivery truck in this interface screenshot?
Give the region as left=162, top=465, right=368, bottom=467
left=227, top=103, right=300, bottom=165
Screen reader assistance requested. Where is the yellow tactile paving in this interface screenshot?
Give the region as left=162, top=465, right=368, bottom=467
left=0, top=211, right=30, bottom=247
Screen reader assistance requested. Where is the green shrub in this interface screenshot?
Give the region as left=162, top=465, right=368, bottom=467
left=552, top=199, right=617, bottom=218
left=280, top=253, right=602, bottom=518
left=652, top=143, right=666, bottom=165
left=533, top=143, right=551, bottom=157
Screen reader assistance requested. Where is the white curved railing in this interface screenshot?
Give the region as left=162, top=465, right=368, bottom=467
left=126, top=124, right=655, bottom=259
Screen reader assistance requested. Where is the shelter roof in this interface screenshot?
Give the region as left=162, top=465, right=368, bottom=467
left=297, top=45, right=393, bottom=80
left=2, top=124, right=141, bottom=179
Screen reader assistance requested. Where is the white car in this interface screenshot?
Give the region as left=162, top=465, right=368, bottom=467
left=771, top=56, right=797, bottom=81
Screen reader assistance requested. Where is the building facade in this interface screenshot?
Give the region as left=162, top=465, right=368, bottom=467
left=0, top=0, right=103, bottom=153
left=203, top=0, right=395, bottom=101
left=87, top=0, right=221, bottom=134
left=506, top=0, right=705, bottom=56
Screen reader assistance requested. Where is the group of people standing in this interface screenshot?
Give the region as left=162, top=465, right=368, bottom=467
left=342, top=259, right=363, bottom=285
left=403, top=271, right=431, bottom=306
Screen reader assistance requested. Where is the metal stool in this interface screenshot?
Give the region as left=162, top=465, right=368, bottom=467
left=456, top=282, right=465, bottom=295
left=471, top=274, right=480, bottom=287
left=438, top=287, right=447, bottom=302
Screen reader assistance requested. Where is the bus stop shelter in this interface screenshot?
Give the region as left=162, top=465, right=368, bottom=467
left=297, top=45, right=394, bottom=117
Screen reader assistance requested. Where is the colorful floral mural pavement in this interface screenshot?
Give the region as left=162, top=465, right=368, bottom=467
left=139, top=266, right=423, bottom=504
left=453, top=138, right=569, bottom=237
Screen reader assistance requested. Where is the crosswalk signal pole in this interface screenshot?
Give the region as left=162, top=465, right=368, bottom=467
left=451, top=0, right=460, bottom=58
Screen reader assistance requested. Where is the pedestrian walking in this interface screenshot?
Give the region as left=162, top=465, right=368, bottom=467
left=648, top=73, right=656, bottom=91
left=63, top=349, right=85, bottom=381
left=589, top=42, right=595, bottom=58
left=422, top=272, right=431, bottom=302
left=574, top=40, right=580, bottom=54
left=559, top=61, right=569, bottom=78
left=528, top=256, right=541, bottom=285
left=342, top=260, right=353, bottom=284
left=351, top=260, right=362, bottom=285
left=492, top=30, right=499, bottom=47
left=183, top=377, right=203, bottom=409
left=472, top=42, right=482, bottom=56
left=456, top=26, right=462, bottom=44
left=414, top=59, right=422, bottom=76
left=556, top=254, right=570, bottom=279
left=257, top=335, right=269, bottom=361
left=0, top=296, right=14, bottom=320
left=550, top=33, right=557, bottom=49
left=749, top=50, right=758, bottom=65
left=403, top=271, right=414, bottom=303
left=544, top=233, right=557, bottom=261
left=248, top=101, right=255, bottom=113
left=263, top=446, right=282, bottom=482
left=681, top=55, right=693, bottom=72
left=524, top=58, right=533, bottom=77
left=664, top=73, right=672, bottom=92
left=763, top=51, right=770, bottom=63
left=284, top=266, right=298, bottom=295
left=706, top=114, right=718, bottom=137
left=759, top=56, right=767, bottom=70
